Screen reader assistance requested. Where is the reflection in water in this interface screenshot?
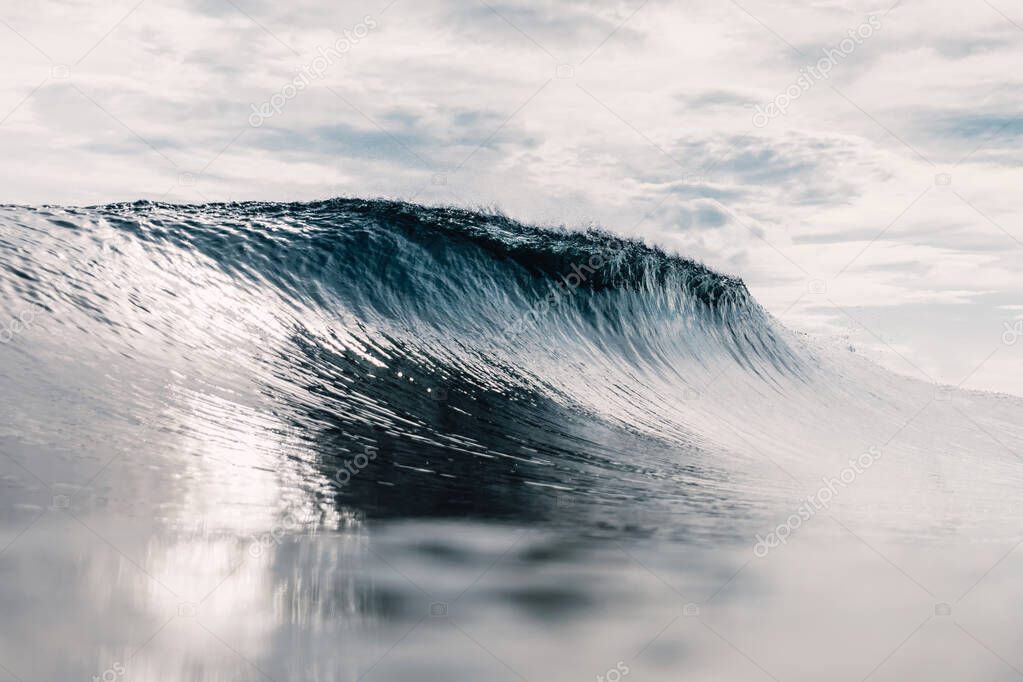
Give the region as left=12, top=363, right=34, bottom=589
left=1, top=200, right=1023, bottom=680
left=6, top=509, right=1023, bottom=681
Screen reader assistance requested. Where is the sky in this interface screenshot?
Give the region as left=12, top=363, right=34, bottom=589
left=1, top=0, right=1021, bottom=395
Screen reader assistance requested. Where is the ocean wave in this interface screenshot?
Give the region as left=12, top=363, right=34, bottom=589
left=1, top=199, right=1019, bottom=537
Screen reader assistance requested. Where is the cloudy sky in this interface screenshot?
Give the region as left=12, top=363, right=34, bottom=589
left=2, top=0, right=1021, bottom=394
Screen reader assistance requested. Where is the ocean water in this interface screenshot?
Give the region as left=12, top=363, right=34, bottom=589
left=1, top=199, right=1022, bottom=681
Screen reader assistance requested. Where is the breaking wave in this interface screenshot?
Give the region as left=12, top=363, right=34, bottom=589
left=2, top=198, right=1020, bottom=539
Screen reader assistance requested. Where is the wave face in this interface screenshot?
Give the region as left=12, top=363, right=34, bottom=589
left=0, top=200, right=797, bottom=527
left=2, top=198, right=1022, bottom=532
left=4, top=199, right=1023, bottom=681
left=2, top=198, right=1022, bottom=531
